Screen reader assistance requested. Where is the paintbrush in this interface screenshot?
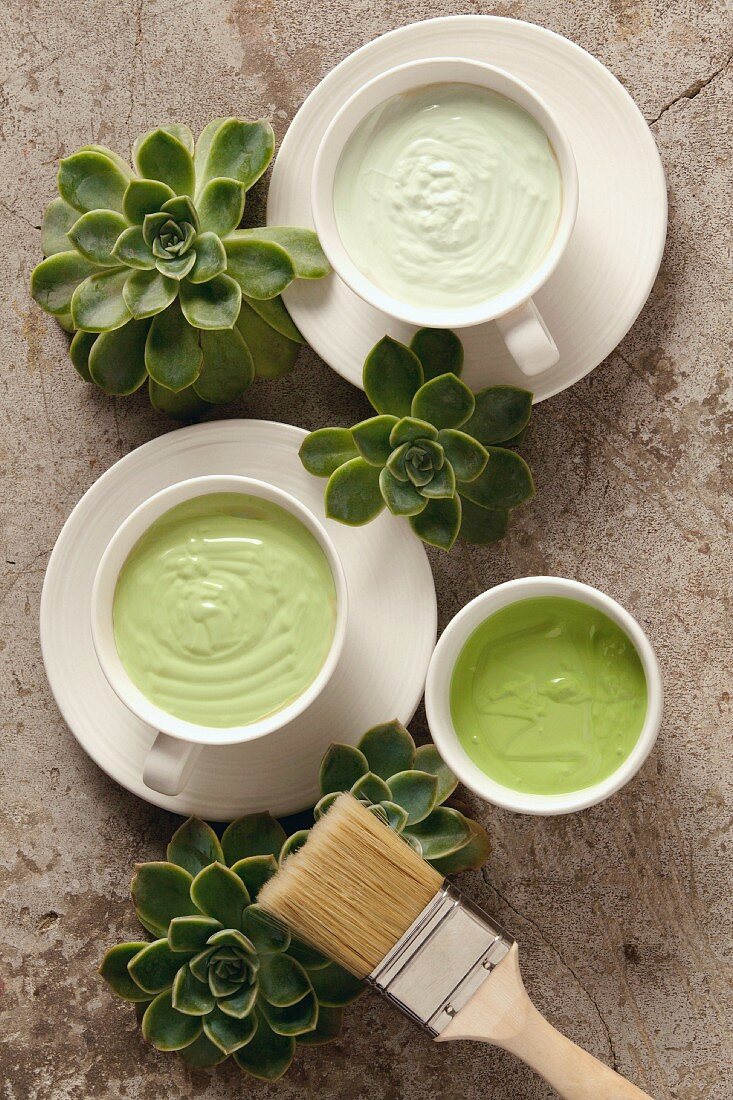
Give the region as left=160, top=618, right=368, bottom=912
left=259, top=793, right=653, bottom=1099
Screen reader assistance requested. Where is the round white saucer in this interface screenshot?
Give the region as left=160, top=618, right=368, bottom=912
left=40, top=420, right=437, bottom=820
left=268, top=15, right=667, bottom=402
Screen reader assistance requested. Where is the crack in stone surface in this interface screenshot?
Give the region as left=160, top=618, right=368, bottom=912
left=649, top=52, right=733, bottom=125
left=481, top=870, right=620, bottom=1072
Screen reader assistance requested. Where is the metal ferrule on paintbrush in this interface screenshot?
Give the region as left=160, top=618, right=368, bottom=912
left=369, top=880, right=513, bottom=1035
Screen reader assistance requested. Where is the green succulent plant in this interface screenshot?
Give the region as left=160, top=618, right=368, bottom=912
left=30, top=120, right=330, bottom=418
left=100, top=814, right=362, bottom=1081
left=299, top=329, right=535, bottom=550
left=300, top=721, right=490, bottom=874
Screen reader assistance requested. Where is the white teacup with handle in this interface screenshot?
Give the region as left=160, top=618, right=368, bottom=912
left=91, top=474, right=348, bottom=796
left=311, top=57, right=579, bottom=377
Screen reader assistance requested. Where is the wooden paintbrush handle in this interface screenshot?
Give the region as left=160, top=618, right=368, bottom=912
left=438, top=944, right=653, bottom=1099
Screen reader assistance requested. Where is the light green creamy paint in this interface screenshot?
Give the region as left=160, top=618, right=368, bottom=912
left=450, top=597, right=647, bottom=795
left=334, top=83, right=563, bottom=310
left=113, top=493, right=337, bottom=728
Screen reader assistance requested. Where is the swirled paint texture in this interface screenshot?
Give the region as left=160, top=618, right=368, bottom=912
left=334, top=83, right=562, bottom=309
left=113, top=494, right=337, bottom=727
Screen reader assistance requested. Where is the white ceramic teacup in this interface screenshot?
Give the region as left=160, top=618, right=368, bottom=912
left=91, top=475, right=348, bottom=797
left=425, top=577, right=662, bottom=815
left=312, top=57, right=579, bottom=377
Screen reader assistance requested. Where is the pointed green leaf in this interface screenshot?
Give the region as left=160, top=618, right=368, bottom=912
left=307, top=963, right=364, bottom=1007
left=387, top=770, right=439, bottom=825
left=71, top=268, right=130, bottom=332
left=192, top=326, right=254, bottom=403
left=128, top=939, right=193, bottom=995
left=88, top=317, right=150, bottom=395
left=179, top=273, right=241, bottom=329
left=168, top=915, right=223, bottom=952
left=464, top=385, right=533, bottom=444
left=30, top=252, right=98, bottom=316
left=389, top=416, right=438, bottom=446
left=148, top=377, right=210, bottom=419
left=278, top=830, right=309, bottom=865
left=189, top=947, right=215, bottom=983
left=197, top=118, right=274, bottom=191
left=313, top=792, right=340, bottom=820
left=196, top=176, right=246, bottom=237
left=410, top=328, right=464, bottom=380
left=325, top=458, right=384, bottom=525
left=178, top=1030, right=228, bottom=1067
left=358, top=720, right=415, bottom=780
left=287, top=940, right=330, bottom=970
left=133, top=128, right=195, bottom=196
left=145, top=300, right=202, bottom=391
left=351, top=772, right=392, bottom=804
left=299, top=427, right=357, bottom=477
left=243, top=293, right=304, bottom=343
left=411, top=372, right=475, bottom=430
left=99, top=942, right=151, bottom=1001
left=297, top=1005, right=343, bottom=1045
left=460, top=447, right=535, bottom=509
left=160, top=194, right=199, bottom=230
left=41, top=197, right=77, bottom=256
left=233, top=1007, right=294, bottom=1080
left=224, top=236, right=294, bottom=299
left=431, top=817, right=491, bottom=874
left=67, top=209, right=127, bottom=266
left=419, top=462, right=455, bottom=500
left=221, top=813, right=287, bottom=864
left=123, top=178, right=175, bottom=224
left=363, top=335, right=423, bottom=417
left=233, top=227, right=330, bottom=278
left=319, top=743, right=369, bottom=795
left=437, top=429, right=489, bottom=482
left=234, top=298, right=300, bottom=378
left=379, top=467, right=426, bottom=516
left=190, top=863, right=249, bottom=929
left=155, top=251, right=196, bottom=280
left=230, top=855, right=278, bottom=901
left=160, top=123, right=194, bottom=153
left=131, top=862, right=198, bottom=938
left=218, top=980, right=259, bottom=1019
left=352, top=415, right=398, bottom=466
left=58, top=151, right=129, bottom=213
left=112, top=225, right=156, bottom=269
left=166, top=818, right=224, bottom=876
left=242, top=904, right=291, bottom=955
left=123, top=268, right=177, bottom=319
left=260, top=989, right=318, bottom=1036
left=403, top=807, right=471, bottom=860
left=458, top=498, right=509, bottom=545
left=414, top=743, right=457, bottom=802
left=69, top=330, right=96, bottom=382
left=142, top=990, right=202, bottom=1051
left=379, top=799, right=410, bottom=831
left=259, top=954, right=311, bottom=1007
left=409, top=495, right=462, bottom=551
left=188, top=232, right=227, bottom=283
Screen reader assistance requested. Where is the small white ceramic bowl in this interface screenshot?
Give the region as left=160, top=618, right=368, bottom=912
left=311, top=56, right=578, bottom=334
left=91, top=474, right=348, bottom=796
left=425, top=577, right=662, bottom=815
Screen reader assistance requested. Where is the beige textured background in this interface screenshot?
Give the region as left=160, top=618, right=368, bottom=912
left=1, top=2, right=731, bottom=1097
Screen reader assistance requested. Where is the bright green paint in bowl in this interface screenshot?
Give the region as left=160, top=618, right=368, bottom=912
left=113, top=493, right=337, bottom=728
left=449, top=597, right=647, bottom=795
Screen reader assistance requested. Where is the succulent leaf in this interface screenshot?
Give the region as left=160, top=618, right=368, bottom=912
left=260, top=990, right=318, bottom=1036
left=203, top=1003, right=258, bottom=1055
left=149, top=377, right=211, bottom=419
left=123, top=178, right=176, bottom=224
left=71, top=268, right=131, bottom=332
left=30, top=251, right=99, bottom=315
left=167, top=817, right=225, bottom=876
left=133, top=128, right=195, bottom=196
left=233, top=1007, right=295, bottom=1080
left=224, top=236, right=295, bottom=299
left=419, top=461, right=456, bottom=500
left=218, top=981, right=259, bottom=1019
left=193, top=326, right=254, bottom=403
left=287, top=941, right=330, bottom=970
left=113, top=226, right=156, bottom=270
left=307, top=963, right=364, bottom=1007
left=403, top=807, right=472, bottom=860
left=242, top=904, right=291, bottom=955
left=438, top=429, right=489, bottom=482
left=389, top=416, right=438, bottom=446
left=413, top=743, right=458, bottom=803
left=172, top=964, right=216, bottom=1016
left=234, top=299, right=300, bottom=378
left=410, top=328, right=464, bottom=380
left=178, top=1030, right=229, bottom=1067
left=142, top=990, right=203, bottom=1051
left=179, top=273, right=241, bottom=329
left=411, top=372, right=475, bottom=430
left=359, top=720, right=415, bottom=779
left=58, top=150, right=130, bottom=213
left=379, top=467, right=427, bottom=517
left=243, top=293, right=303, bottom=344
left=88, top=318, right=150, bottom=395
left=458, top=498, right=509, bottom=545
left=387, top=770, right=439, bottom=825
left=363, top=336, right=423, bottom=417
left=67, top=209, right=127, bottom=266
left=190, top=863, right=249, bottom=928
left=128, top=939, right=194, bottom=995
left=352, top=415, right=398, bottom=466
left=69, top=330, right=96, bottom=382
left=278, top=830, right=309, bottom=865
left=297, top=1005, right=344, bottom=1045
left=460, top=446, right=535, bottom=509
left=233, top=227, right=330, bottom=279
left=196, top=118, right=275, bottom=192
left=221, top=813, right=287, bottom=864
left=409, top=495, right=462, bottom=551
left=464, top=385, right=533, bottom=444
left=325, top=458, right=384, bottom=525
left=431, top=817, right=492, bottom=874
left=299, top=428, right=358, bottom=478
left=378, top=800, right=410, bottom=831
left=188, top=232, right=227, bottom=283
left=259, top=954, right=311, bottom=1007
left=123, top=269, right=178, bottom=319
left=319, top=743, right=369, bottom=795
left=229, top=855, right=279, bottom=901
left=197, top=177, right=246, bottom=236
left=41, top=197, right=78, bottom=256
left=351, top=772, right=392, bottom=804
left=145, top=300, right=202, bottom=391
left=99, top=942, right=152, bottom=1002
left=155, top=250, right=196, bottom=280
left=313, top=792, right=340, bottom=820
left=160, top=194, right=199, bottom=231
left=168, top=915, right=223, bottom=952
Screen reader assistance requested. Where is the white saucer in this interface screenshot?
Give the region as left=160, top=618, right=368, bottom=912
left=40, top=421, right=437, bottom=820
left=267, top=15, right=667, bottom=402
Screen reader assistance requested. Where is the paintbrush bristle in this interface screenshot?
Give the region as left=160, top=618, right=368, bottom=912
left=258, top=793, right=443, bottom=978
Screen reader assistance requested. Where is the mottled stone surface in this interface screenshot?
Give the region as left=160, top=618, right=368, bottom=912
left=1, top=1, right=731, bottom=1097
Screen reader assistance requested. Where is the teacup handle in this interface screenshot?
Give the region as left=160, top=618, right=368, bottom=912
left=143, top=733, right=202, bottom=796
left=495, top=298, right=559, bottom=377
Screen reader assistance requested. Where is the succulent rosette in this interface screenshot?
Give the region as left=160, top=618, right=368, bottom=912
left=303, top=721, right=490, bottom=874
left=30, top=120, right=330, bottom=417
left=299, top=329, right=535, bottom=550
left=100, top=815, right=362, bottom=1081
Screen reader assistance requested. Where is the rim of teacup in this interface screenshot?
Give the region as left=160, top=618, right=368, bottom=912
left=425, top=577, right=662, bottom=815
left=311, top=56, right=579, bottom=330
left=91, top=474, right=348, bottom=746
